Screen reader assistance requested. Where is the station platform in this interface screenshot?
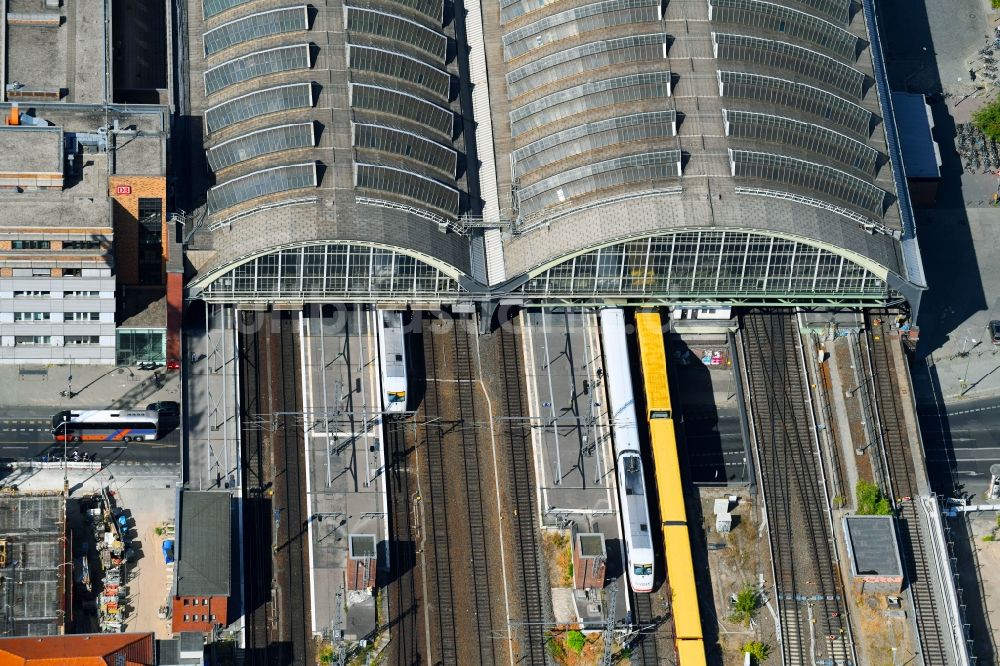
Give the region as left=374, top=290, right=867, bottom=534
left=299, top=306, right=387, bottom=643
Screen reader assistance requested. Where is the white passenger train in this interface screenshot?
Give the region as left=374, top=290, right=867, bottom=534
left=599, top=308, right=655, bottom=593
left=378, top=310, right=408, bottom=414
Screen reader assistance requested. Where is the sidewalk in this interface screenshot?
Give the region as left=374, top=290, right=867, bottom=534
left=0, top=363, right=181, bottom=411
left=1, top=465, right=177, bottom=494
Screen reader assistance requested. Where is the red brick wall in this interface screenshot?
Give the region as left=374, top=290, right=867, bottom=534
left=171, top=595, right=228, bottom=633
left=109, top=176, right=167, bottom=286
left=166, top=271, right=183, bottom=365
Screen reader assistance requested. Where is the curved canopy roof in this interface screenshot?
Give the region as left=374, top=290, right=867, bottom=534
left=487, top=0, right=916, bottom=289
left=189, top=0, right=471, bottom=279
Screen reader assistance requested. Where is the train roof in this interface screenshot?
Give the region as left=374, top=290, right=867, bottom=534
left=663, top=524, right=703, bottom=641
left=600, top=309, right=640, bottom=438
left=635, top=312, right=672, bottom=415
left=675, top=639, right=707, bottom=666
left=649, top=420, right=687, bottom=526
left=380, top=311, right=407, bottom=379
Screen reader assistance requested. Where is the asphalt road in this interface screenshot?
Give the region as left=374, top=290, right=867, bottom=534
left=919, top=395, right=1000, bottom=495
left=0, top=406, right=180, bottom=464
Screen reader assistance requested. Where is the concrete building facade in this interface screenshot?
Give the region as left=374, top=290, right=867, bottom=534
left=0, top=105, right=170, bottom=364
left=0, top=0, right=172, bottom=365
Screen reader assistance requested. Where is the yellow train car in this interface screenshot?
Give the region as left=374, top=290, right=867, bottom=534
left=635, top=312, right=672, bottom=418
left=649, top=419, right=687, bottom=525
left=663, top=524, right=702, bottom=640
left=635, top=310, right=706, bottom=664
left=676, top=639, right=708, bottom=666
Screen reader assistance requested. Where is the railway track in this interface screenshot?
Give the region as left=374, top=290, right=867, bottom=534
left=742, top=312, right=852, bottom=666
left=385, top=419, right=421, bottom=666
left=420, top=317, right=461, bottom=664
left=452, top=324, right=497, bottom=666
left=236, top=311, right=273, bottom=663
left=497, top=322, right=548, bottom=665
left=631, top=592, right=661, bottom=665
left=270, top=312, right=312, bottom=664
left=865, top=316, right=949, bottom=665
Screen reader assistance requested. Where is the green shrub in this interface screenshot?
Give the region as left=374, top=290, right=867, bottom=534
left=742, top=640, right=771, bottom=663
left=566, top=630, right=586, bottom=654
left=974, top=96, right=1000, bottom=141
left=983, top=534, right=995, bottom=542
left=545, top=633, right=566, bottom=661
left=730, top=586, right=760, bottom=626
left=993, top=0, right=1000, bottom=10
left=856, top=480, right=892, bottom=515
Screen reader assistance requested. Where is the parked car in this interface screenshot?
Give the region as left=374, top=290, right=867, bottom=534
left=146, top=401, right=179, bottom=418
left=991, top=320, right=1000, bottom=345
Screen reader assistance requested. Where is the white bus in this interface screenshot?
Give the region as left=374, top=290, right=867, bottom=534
left=52, top=409, right=160, bottom=442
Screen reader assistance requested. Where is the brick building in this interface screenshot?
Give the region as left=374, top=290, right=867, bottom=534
left=171, top=492, right=231, bottom=634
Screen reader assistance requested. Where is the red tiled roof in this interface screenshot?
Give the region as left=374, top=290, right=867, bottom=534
left=0, top=633, right=154, bottom=666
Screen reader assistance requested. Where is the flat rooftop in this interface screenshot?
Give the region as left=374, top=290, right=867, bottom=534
left=2, top=0, right=106, bottom=104
left=0, top=104, right=168, bottom=230
left=844, top=515, right=902, bottom=577
left=0, top=126, right=62, bottom=174
left=0, top=494, right=66, bottom=637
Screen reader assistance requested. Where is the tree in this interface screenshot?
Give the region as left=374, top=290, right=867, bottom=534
left=973, top=97, right=1000, bottom=142
left=856, top=480, right=892, bottom=516
left=566, top=630, right=587, bottom=654
left=730, top=585, right=760, bottom=626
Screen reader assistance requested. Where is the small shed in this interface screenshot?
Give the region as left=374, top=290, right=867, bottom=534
left=843, top=515, right=904, bottom=594
left=346, top=534, right=377, bottom=593
left=573, top=533, right=606, bottom=590
left=713, top=497, right=733, bottom=533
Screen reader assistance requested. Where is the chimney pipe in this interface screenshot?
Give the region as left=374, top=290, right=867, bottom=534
left=7, top=103, right=19, bottom=126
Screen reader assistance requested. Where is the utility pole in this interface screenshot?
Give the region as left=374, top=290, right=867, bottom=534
left=602, top=582, right=618, bottom=666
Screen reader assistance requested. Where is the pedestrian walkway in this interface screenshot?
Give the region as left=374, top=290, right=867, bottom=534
left=1, top=464, right=179, bottom=494
left=184, top=303, right=240, bottom=490
left=0, top=362, right=180, bottom=411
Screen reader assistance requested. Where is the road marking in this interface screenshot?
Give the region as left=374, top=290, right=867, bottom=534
left=1, top=446, right=28, bottom=450
left=931, top=403, right=1000, bottom=417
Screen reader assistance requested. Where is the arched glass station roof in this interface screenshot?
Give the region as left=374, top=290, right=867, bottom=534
left=186, top=0, right=925, bottom=313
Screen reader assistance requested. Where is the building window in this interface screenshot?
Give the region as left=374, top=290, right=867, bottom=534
left=62, top=268, right=82, bottom=277
left=64, top=290, right=100, bottom=298
left=183, top=599, right=189, bottom=606
left=116, top=328, right=166, bottom=365
left=138, top=198, right=163, bottom=284
left=183, top=614, right=189, bottom=621
left=65, top=336, right=100, bottom=345
left=193, top=599, right=200, bottom=606
left=14, top=312, right=49, bottom=321
left=64, top=312, right=100, bottom=321
left=31, top=268, right=52, bottom=277
left=14, top=336, right=50, bottom=346
left=11, top=240, right=50, bottom=250
left=62, top=240, right=102, bottom=251
left=13, top=291, right=49, bottom=298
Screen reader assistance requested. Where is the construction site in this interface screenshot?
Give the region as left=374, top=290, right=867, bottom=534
left=0, top=494, right=66, bottom=637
